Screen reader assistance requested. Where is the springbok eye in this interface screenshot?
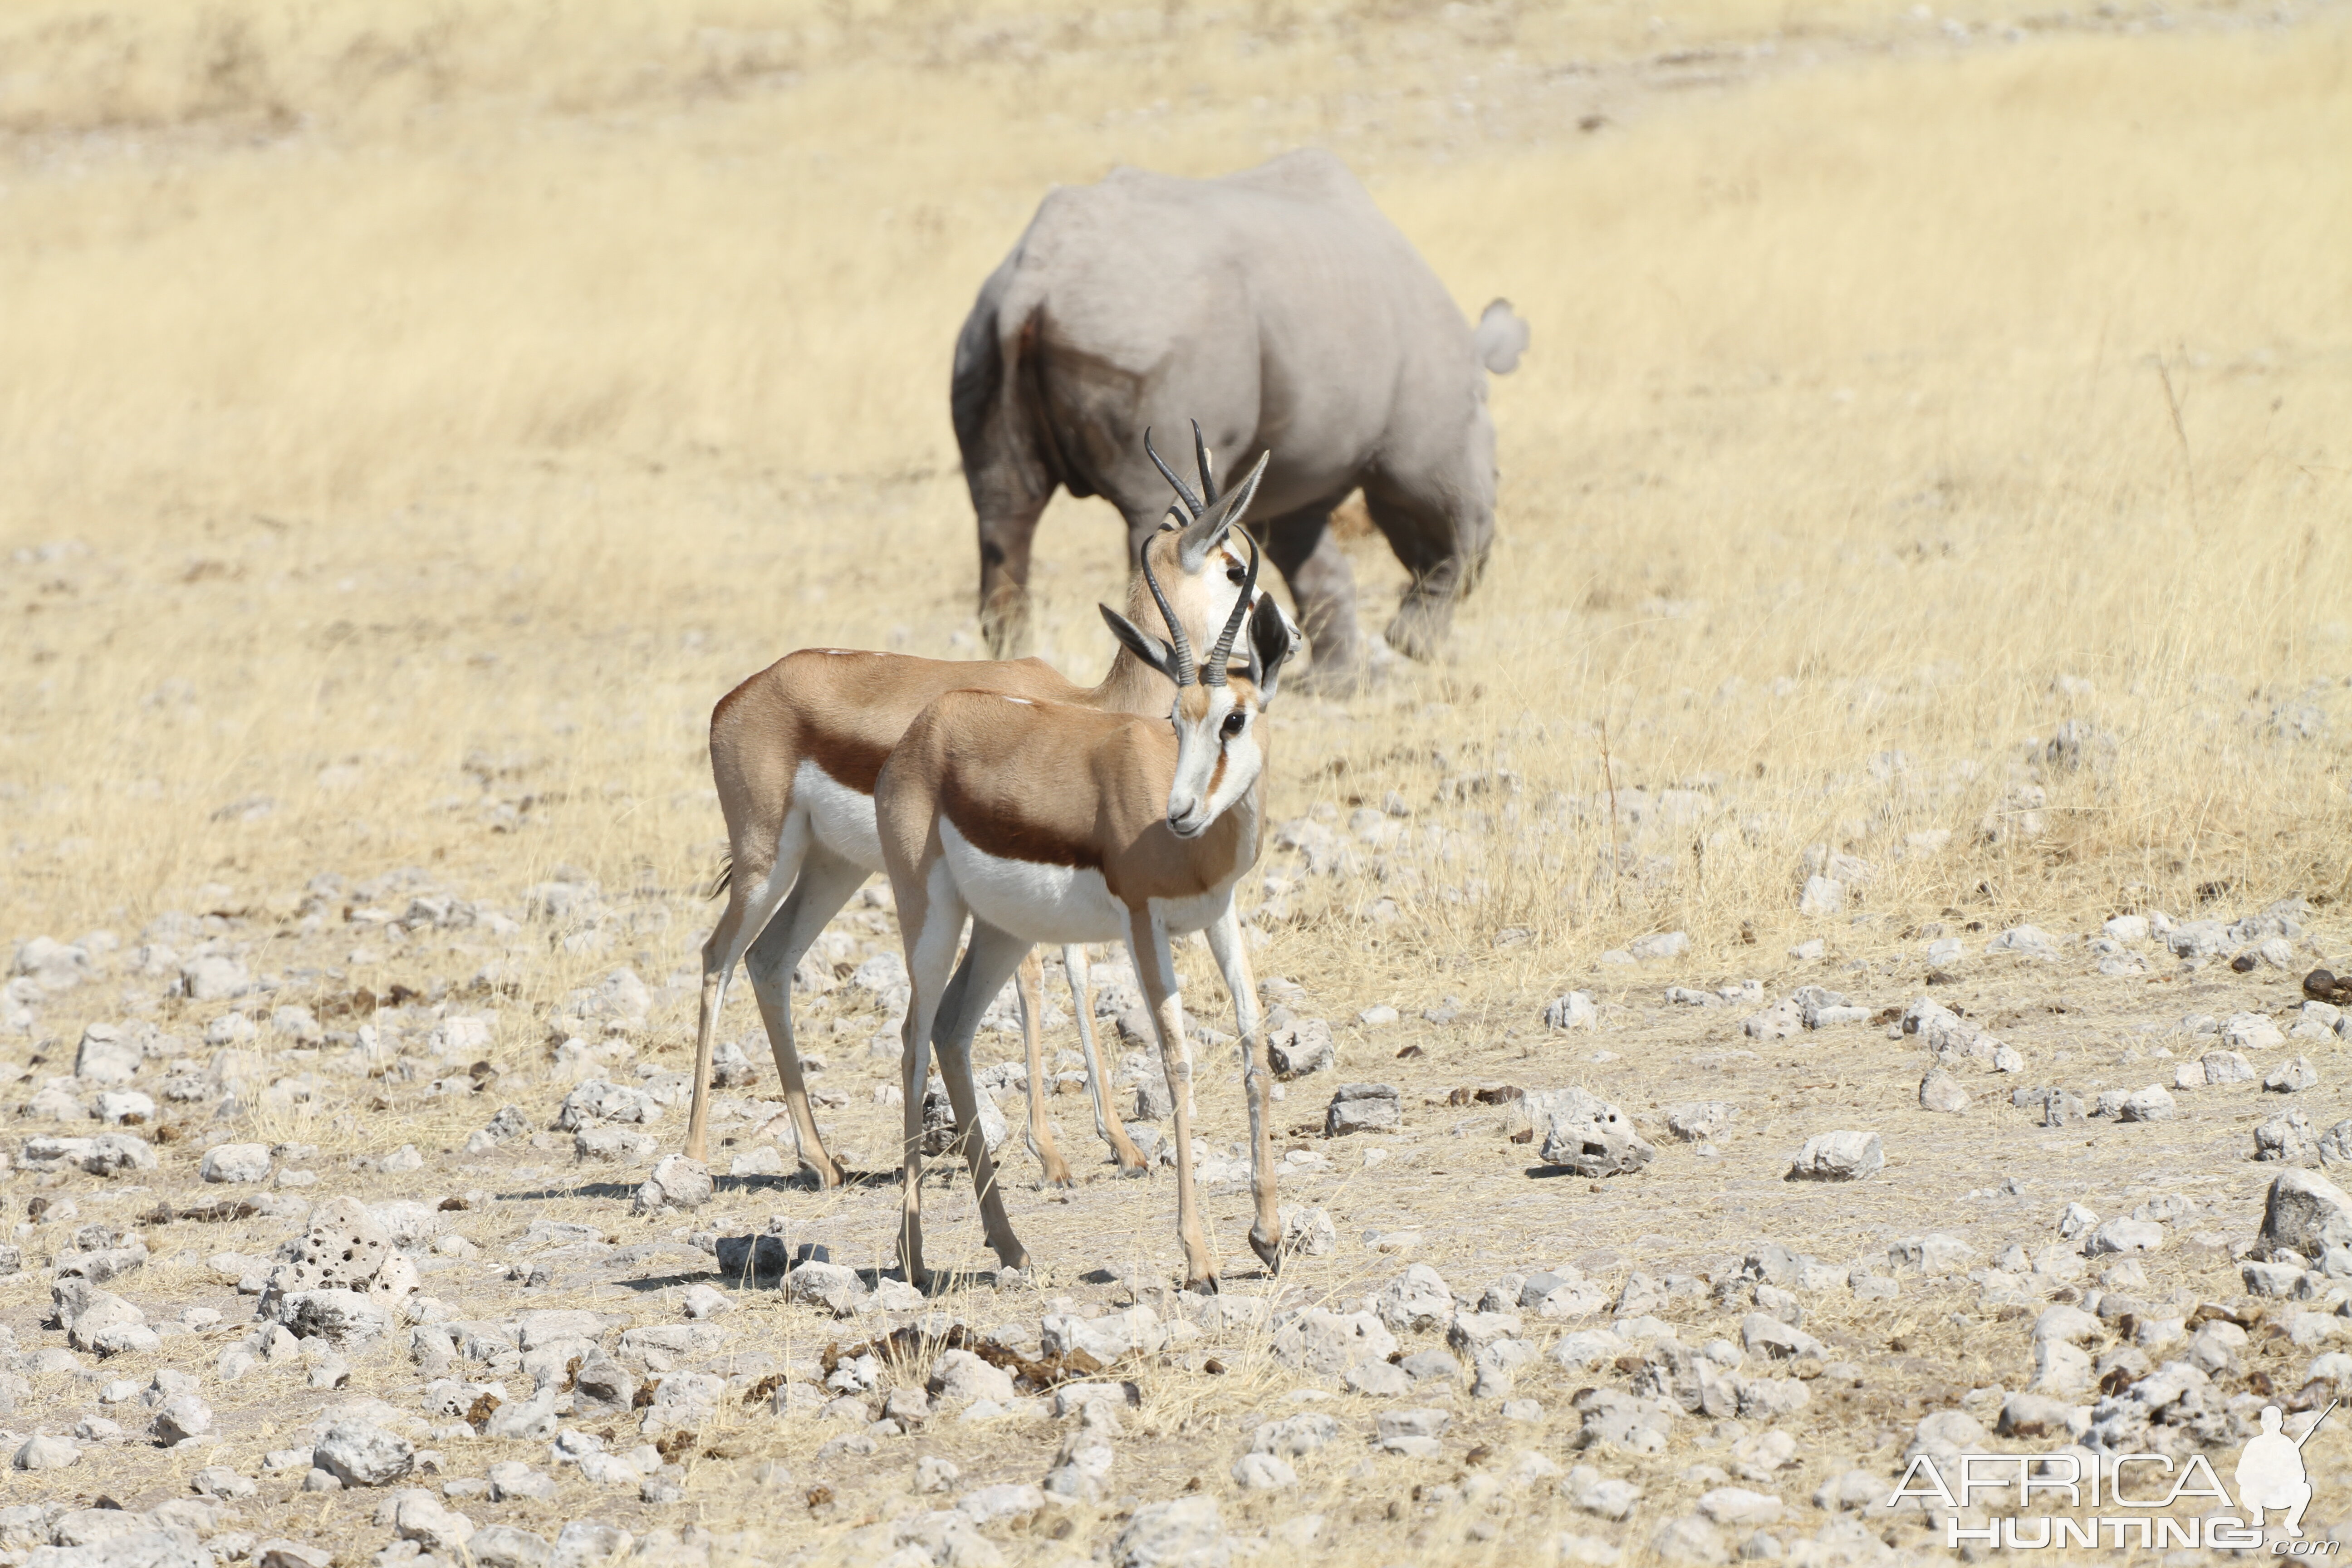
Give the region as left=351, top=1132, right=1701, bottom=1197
left=1221, top=710, right=1247, bottom=738
left=1225, top=559, right=1248, bottom=585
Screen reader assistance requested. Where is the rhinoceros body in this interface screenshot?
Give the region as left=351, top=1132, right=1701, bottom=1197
left=951, top=149, right=1525, bottom=687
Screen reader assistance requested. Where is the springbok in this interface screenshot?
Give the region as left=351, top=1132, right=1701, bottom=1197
left=685, top=431, right=1294, bottom=1191
left=877, top=520, right=1296, bottom=1292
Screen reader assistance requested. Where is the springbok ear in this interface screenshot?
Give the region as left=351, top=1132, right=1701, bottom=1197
left=1246, top=594, right=1294, bottom=706
left=1099, top=604, right=1181, bottom=685
left=1177, top=451, right=1271, bottom=573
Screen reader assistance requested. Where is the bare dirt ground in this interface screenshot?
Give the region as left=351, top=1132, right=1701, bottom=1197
left=3, top=0, right=2351, bottom=1564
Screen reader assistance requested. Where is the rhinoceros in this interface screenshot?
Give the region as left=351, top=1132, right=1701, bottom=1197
left=951, top=149, right=1527, bottom=690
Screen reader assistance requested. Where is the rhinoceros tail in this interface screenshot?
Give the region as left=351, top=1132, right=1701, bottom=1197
left=1475, top=299, right=1530, bottom=375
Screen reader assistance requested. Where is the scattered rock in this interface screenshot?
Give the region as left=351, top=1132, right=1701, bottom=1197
left=467, top=1525, right=554, bottom=1568
left=151, top=1396, right=213, bottom=1444
left=1665, top=1103, right=1736, bottom=1142
left=20, top=1133, right=157, bottom=1176
left=73, top=1024, right=143, bottom=1084
left=1986, top=925, right=2062, bottom=960
left=1743, top=1000, right=1803, bottom=1041
left=2262, top=1169, right=2352, bottom=1256
left=1697, top=1486, right=1782, bottom=1526
left=311, top=1420, right=413, bottom=1487
left=1524, top=1088, right=1655, bottom=1176
left=1998, top=1392, right=2080, bottom=1440
left=549, top=1522, right=633, bottom=1568
left=928, top=1351, right=1015, bottom=1406
left=1112, top=1497, right=1228, bottom=1568
left=1888, top=1234, right=1974, bottom=1274
left=1650, top=1515, right=1730, bottom=1565
left=1270, top=1309, right=1398, bottom=1375
left=13, top=1433, right=80, bottom=1470
left=1544, top=992, right=1598, bottom=1030
left=1798, top=876, right=1846, bottom=917
left=575, top=1126, right=657, bottom=1163
left=2257, top=1111, right=2318, bottom=1163
left=632, top=1155, right=712, bottom=1215
left=1786, top=1131, right=1882, bottom=1181
left=786, top=1261, right=866, bottom=1318
left=2085, top=1219, right=2165, bottom=1255
left=1278, top=1204, right=1336, bottom=1258
left=2224, top=1012, right=2286, bottom=1051
left=389, top=1489, right=475, bottom=1554
left=200, top=1144, right=272, bottom=1183
left=1376, top=1264, right=1455, bottom=1333
left=1918, top=1069, right=1970, bottom=1114
left=2267, top=1057, right=2319, bottom=1093
left=1267, top=1019, right=1334, bottom=1078
left=680, top=1283, right=731, bottom=1319
left=1324, top=1082, right=1401, bottom=1136
left=1628, top=932, right=1689, bottom=961
left=1230, top=1452, right=1296, bottom=1491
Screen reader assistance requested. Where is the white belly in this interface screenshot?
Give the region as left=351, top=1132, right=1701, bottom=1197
left=794, top=759, right=883, bottom=872
left=1148, top=886, right=1238, bottom=936
left=941, top=818, right=1127, bottom=944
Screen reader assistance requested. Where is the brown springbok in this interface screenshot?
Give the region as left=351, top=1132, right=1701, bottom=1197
left=877, top=524, right=1296, bottom=1292
left=685, top=433, right=1294, bottom=1191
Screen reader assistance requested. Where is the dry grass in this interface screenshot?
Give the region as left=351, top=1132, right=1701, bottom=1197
left=3, top=0, right=2345, bottom=974
left=2, top=0, right=2350, bottom=1560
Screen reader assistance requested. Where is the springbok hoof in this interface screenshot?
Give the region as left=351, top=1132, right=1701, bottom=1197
left=804, top=1158, right=849, bottom=1191
left=1185, top=1274, right=1221, bottom=1295
left=1039, top=1166, right=1078, bottom=1191
left=1249, top=1228, right=1283, bottom=1270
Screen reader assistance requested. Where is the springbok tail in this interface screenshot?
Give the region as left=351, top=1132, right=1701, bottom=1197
left=705, top=853, right=734, bottom=900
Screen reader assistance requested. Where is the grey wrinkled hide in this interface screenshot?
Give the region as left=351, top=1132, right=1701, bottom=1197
left=952, top=149, right=1526, bottom=689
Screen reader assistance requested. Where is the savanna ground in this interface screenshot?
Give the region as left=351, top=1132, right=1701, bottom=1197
left=2, top=0, right=2351, bottom=1564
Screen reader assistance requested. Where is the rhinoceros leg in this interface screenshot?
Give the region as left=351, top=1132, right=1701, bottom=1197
left=1363, top=474, right=1495, bottom=663
left=977, top=493, right=1049, bottom=659
left=1254, top=504, right=1370, bottom=695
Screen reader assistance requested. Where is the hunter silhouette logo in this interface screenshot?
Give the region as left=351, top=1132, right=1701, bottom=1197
left=2237, top=1400, right=2333, bottom=1538
left=1891, top=1398, right=2340, bottom=1552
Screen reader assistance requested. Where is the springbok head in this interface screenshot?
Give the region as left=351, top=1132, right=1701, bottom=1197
left=1135, top=424, right=1300, bottom=661
left=1101, top=526, right=1297, bottom=839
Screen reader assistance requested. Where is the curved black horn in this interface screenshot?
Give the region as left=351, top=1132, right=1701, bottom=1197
left=1144, top=426, right=1203, bottom=519
left=1202, top=529, right=1259, bottom=687
left=1140, top=537, right=1197, bottom=686
left=1191, top=419, right=1219, bottom=507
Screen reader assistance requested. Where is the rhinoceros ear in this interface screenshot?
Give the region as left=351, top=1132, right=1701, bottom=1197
left=1476, top=299, right=1530, bottom=374
left=1177, top=451, right=1269, bottom=573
